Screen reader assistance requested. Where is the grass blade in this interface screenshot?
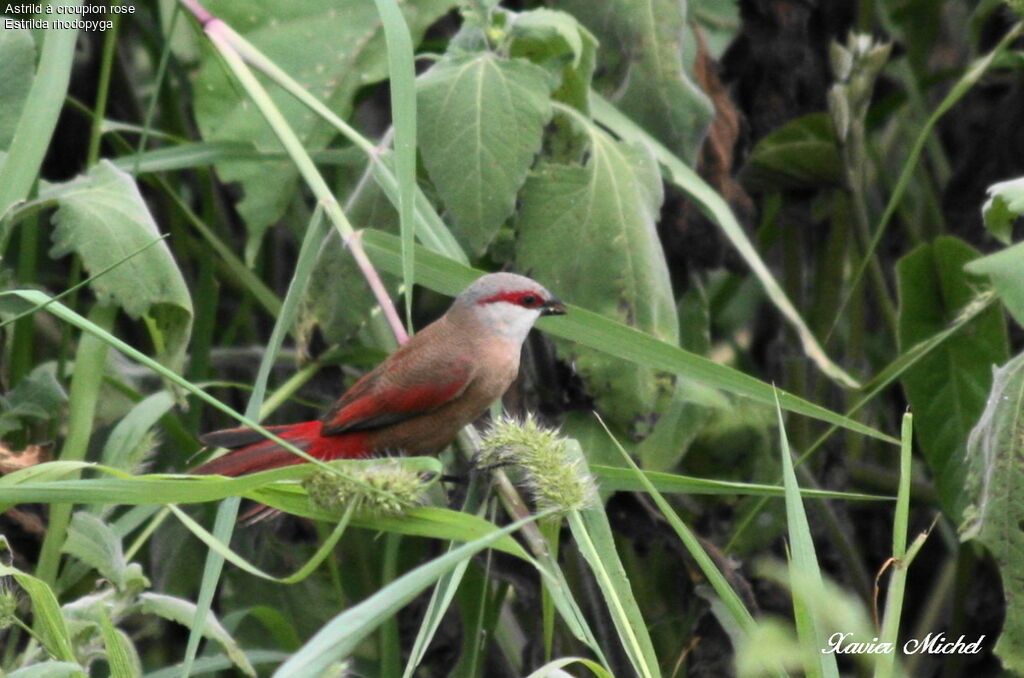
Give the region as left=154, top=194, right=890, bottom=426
left=370, top=0, right=418, bottom=329
left=0, top=2, right=81, bottom=217
left=272, top=508, right=556, bottom=677
left=358, top=228, right=897, bottom=443
left=774, top=390, right=839, bottom=678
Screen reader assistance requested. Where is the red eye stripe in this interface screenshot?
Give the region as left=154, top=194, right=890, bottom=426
left=477, top=290, right=542, bottom=308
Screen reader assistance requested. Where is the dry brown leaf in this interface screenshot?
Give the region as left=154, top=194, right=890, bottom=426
left=0, top=442, right=49, bottom=475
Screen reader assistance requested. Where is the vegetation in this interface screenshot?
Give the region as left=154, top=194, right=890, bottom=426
left=2, top=0, right=1024, bottom=676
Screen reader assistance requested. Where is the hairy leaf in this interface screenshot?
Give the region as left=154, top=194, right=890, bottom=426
left=140, top=593, right=256, bottom=677
left=193, top=0, right=456, bottom=263
left=960, top=351, right=1024, bottom=673
left=966, top=240, right=1024, bottom=329
left=507, top=8, right=597, bottom=113
left=554, top=0, right=713, bottom=162
left=417, top=53, right=553, bottom=254
left=61, top=512, right=128, bottom=590
left=897, top=236, right=1008, bottom=520
left=518, top=135, right=677, bottom=438
left=981, top=176, right=1024, bottom=245
left=49, top=161, right=193, bottom=376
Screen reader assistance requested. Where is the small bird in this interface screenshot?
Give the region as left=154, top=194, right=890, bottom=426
left=193, top=272, right=566, bottom=476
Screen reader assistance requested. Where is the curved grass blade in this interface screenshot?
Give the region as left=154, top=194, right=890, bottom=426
left=589, top=95, right=859, bottom=389
left=358, top=229, right=897, bottom=444
left=272, top=508, right=555, bottom=677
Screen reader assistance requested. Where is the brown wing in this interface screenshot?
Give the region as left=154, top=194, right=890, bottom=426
left=320, top=349, right=473, bottom=436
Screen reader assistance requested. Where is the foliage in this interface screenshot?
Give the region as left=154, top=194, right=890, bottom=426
left=1, top=0, right=1024, bottom=676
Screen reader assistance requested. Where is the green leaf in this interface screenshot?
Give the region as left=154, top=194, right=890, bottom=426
left=0, top=537, right=78, bottom=664
left=48, top=161, right=193, bottom=377
left=0, top=3, right=79, bottom=221
left=7, top=663, right=85, bottom=678
left=592, top=94, right=861, bottom=388
left=555, top=0, right=713, bottom=162
left=568, top=439, right=660, bottom=678
left=0, top=361, right=67, bottom=437
left=773, top=393, right=840, bottom=678
left=417, top=53, right=553, bottom=254
left=739, top=113, right=842, bottom=191
left=61, top=512, right=128, bottom=590
left=193, top=0, right=457, bottom=263
left=97, top=606, right=141, bottom=678
left=507, top=8, right=597, bottom=113
left=981, top=176, right=1024, bottom=245
left=960, top=350, right=1024, bottom=674
left=100, top=391, right=175, bottom=472
left=0, top=25, right=36, bottom=149
left=966, top=240, right=1024, bottom=329
left=139, top=592, right=256, bottom=677
left=517, top=136, right=677, bottom=438
left=896, top=236, right=1009, bottom=520
left=300, top=178, right=398, bottom=345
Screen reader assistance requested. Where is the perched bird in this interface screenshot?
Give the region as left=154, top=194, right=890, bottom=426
left=193, top=272, right=566, bottom=476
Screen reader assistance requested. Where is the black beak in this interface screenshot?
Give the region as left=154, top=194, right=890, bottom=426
left=541, top=297, right=567, bottom=316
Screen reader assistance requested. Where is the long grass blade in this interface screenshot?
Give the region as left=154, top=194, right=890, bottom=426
left=272, top=508, right=556, bottom=677
left=774, top=391, right=839, bottom=678
left=358, top=229, right=897, bottom=443
left=370, top=0, right=418, bottom=330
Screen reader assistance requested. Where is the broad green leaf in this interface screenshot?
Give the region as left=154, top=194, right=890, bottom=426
left=193, top=0, right=456, bottom=263
left=592, top=94, right=861, bottom=389
left=960, top=350, right=1024, bottom=674
left=0, top=25, right=35, bottom=149
left=61, top=512, right=127, bottom=590
left=966, top=240, right=1024, bottom=329
left=897, top=237, right=1008, bottom=520
left=517, top=136, right=677, bottom=438
left=507, top=8, right=597, bottom=113
left=739, top=113, right=841, bottom=191
left=139, top=593, right=255, bottom=677
left=981, top=176, right=1024, bottom=245
left=417, top=53, right=553, bottom=254
left=555, top=0, right=713, bottom=162
left=48, top=161, right=193, bottom=377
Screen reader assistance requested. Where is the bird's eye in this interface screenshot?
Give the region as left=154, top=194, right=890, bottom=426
left=521, top=294, right=539, bottom=307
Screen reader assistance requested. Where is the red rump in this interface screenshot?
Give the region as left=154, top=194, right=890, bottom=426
left=193, top=421, right=370, bottom=477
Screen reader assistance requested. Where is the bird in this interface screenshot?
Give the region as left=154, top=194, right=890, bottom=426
left=193, top=272, right=566, bottom=477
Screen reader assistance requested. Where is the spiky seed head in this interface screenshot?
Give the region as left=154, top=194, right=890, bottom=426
left=479, top=414, right=596, bottom=513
